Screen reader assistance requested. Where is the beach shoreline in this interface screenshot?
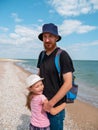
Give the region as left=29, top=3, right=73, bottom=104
left=0, top=60, right=98, bottom=130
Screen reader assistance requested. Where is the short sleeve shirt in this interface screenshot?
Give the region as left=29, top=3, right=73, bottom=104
left=37, top=47, right=74, bottom=106
left=30, top=94, right=50, bottom=127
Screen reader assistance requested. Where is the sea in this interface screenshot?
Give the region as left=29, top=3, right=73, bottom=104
left=16, top=59, right=98, bottom=108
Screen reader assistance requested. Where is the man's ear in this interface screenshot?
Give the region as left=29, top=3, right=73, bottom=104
left=56, top=36, right=59, bottom=41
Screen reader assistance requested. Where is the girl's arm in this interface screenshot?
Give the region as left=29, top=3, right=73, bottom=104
left=50, top=103, right=66, bottom=115
left=43, top=96, right=66, bottom=115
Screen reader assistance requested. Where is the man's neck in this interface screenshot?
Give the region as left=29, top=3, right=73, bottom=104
left=46, top=46, right=57, bottom=55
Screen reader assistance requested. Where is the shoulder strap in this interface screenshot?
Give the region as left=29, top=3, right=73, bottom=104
left=40, top=51, right=45, bottom=64
left=41, top=49, right=62, bottom=75
left=55, top=49, right=62, bottom=76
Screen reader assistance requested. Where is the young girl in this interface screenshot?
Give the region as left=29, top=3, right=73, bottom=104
left=26, top=74, right=66, bottom=130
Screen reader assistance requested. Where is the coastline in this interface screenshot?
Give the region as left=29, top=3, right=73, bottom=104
left=0, top=60, right=98, bottom=130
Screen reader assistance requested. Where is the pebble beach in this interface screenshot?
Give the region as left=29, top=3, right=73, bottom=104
left=0, top=60, right=98, bottom=130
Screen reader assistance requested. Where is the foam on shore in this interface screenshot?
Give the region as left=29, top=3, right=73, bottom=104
left=0, top=58, right=25, bottom=62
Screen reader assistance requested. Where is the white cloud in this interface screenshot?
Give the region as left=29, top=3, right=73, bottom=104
left=0, top=21, right=96, bottom=45
left=0, top=24, right=43, bottom=59
left=0, top=25, right=41, bottom=45
left=59, top=20, right=96, bottom=35
left=67, top=40, right=98, bottom=52
left=49, top=9, right=55, bottom=13
left=11, top=13, right=23, bottom=23
left=0, top=27, right=9, bottom=32
left=15, top=25, right=35, bottom=37
left=0, top=35, right=10, bottom=44
left=90, top=0, right=98, bottom=10
left=10, top=33, right=20, bottom=39
left=38, top=19, right=43, bottom=22
left=77, top=40, right=98, bottom=47
left=64, top=40, right=98, bottom=60
left=48, top=0, right=98, bottom=16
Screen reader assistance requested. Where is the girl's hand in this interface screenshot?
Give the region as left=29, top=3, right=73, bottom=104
left=43, top=100, right=52, bottom=112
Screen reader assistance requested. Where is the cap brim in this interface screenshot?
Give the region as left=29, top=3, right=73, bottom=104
left=27, top=78, right=44, bottom=87
left=38, top=33, right=43, bottom=41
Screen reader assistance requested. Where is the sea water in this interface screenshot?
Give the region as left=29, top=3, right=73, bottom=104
left=73, top=60, right=98, bottom=108
left=16, top=59, right=98, bottom=108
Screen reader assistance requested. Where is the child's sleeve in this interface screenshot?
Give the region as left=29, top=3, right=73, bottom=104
left=41, top=94, right=48, bottom=104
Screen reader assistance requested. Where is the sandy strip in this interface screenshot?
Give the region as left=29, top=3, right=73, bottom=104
left=65, top=100, right=98, bottom=130
left=0, top=61, right=31, bottom=130
left=0, top=61, right=98, bottom=130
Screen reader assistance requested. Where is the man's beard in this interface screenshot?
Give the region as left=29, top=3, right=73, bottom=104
left=44, top=42, right=56, bottom=51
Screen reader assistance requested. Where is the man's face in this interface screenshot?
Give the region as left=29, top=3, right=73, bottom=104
left=42, top=32, right=58, bottom=51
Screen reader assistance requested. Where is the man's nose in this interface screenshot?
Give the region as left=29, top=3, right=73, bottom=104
left=45, top=37, right=50, bottom=42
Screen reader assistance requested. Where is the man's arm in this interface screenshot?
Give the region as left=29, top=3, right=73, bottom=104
left=43, top=72, right=72, bottom=112
left=50, top=103, right=66, bottom=115
left=43, top=97, right=66, bottom=115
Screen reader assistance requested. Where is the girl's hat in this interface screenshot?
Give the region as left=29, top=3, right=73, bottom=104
left=38, top=23, right=61, bottom=42
left=26, top=74, right=44, bottom=87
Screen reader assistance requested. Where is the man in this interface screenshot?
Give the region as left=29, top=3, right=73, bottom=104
left=37, top=23, right=74, bottom=130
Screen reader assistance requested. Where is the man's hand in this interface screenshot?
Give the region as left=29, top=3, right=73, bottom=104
left=43, top=100, right=53, bottom=113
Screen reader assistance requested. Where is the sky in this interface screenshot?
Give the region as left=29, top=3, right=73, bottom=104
left=0, top=0, right=98, bottom=60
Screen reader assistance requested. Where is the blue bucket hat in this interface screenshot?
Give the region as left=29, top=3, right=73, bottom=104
left=38, top=23, right=61, bottom=42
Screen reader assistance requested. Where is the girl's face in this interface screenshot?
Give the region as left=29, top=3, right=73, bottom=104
left=28, top=80, right=44, bottom=95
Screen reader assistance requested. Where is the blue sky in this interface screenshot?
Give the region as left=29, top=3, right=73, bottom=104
left=0, top=0, right=98, bottom=60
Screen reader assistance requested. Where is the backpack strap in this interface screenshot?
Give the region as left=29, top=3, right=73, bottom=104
left=40, top=51, right=45, bottom=65
left=40, top=49, right=62, bottom=76
left=55, top=49, right=78, bottom=103
left=55, top=49, right=63, bottom=76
